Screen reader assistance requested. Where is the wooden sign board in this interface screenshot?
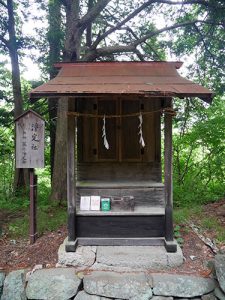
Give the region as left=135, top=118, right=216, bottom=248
left=15, top=110, right=45, bottom=168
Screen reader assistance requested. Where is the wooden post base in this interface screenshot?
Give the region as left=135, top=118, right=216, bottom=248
left=65, top=239, right=78, bottom=252
left=164, top=239, right=177, bottom=253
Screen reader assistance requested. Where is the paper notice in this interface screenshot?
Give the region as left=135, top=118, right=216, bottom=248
left=91, top=196, right=101, bottom=210
left=80, top=196, right=91, bottom=210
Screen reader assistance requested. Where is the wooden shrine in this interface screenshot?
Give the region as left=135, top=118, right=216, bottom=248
left=29, top=62, right=213, bottom=252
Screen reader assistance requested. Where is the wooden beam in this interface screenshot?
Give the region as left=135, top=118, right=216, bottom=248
left=164, top=98, right=177, bottom=252
left=29, top=169, right=37, bottom=244
left=66, top=97, right=77, bottom=252
left=77, top=237, right=165, bottom=246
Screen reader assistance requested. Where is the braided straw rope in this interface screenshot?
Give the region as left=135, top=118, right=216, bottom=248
left=67, top=107, right=176, bottom=118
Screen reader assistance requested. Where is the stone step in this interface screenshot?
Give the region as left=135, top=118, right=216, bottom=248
left=95, top=245, right=183, bottom=269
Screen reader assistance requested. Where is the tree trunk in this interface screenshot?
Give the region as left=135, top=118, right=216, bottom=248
left=7, top=0, right=28, bottom=190
left=50, top=98, right=68, bottom=202
left=50, top=0, right=82, bottom=202
left=47, top=0, right=62, bottom=180
left=63, top=0, right=81, bottom=62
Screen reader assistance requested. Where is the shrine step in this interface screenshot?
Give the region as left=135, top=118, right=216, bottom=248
left=77, top=182, right=165, bottom=207
left=76, top=214, right=165, bottom=239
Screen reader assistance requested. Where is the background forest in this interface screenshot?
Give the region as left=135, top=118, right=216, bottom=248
left=0, top=0, right=224, bottom=239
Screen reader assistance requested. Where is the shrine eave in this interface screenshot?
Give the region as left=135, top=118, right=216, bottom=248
left=29, top=61, right=214, bottom=103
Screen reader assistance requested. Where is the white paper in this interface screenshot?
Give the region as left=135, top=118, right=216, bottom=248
left=91, top=196, right=101, bottom=210
left=138, top=113, right=145, bottom=148
left=80, top=196, right=91, bottom=211
left=102, top=115, right=109, bottom=149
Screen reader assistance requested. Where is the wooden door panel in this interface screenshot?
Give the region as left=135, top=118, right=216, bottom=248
left=98, top=100, right=117, bottom=160
left=121, top=100, right=141, bottom=160
left=142, top=100, right=155, bottom=162
left=79, top=97, right=160, bottom=163
left=77, top=98, right=97, bottom=162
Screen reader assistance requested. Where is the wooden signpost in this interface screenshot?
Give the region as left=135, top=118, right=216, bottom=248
left=15, top=110, right=45, bottom=244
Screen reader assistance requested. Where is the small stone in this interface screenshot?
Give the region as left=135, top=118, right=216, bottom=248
left=26, top=267, right=81, bottom=300
left=32, top=264, right=43, bottom=272
left=215, top=254, right=225, bottom=293
left=83, top=270, right=153, bottom=300
left=214, top=287, right=225, bottom=300
left=152, top=274, right=215, bottom=298
left=58, top=238, right=96, bottom=268
left=1, top=269, right=27, bottom=300
left=76, top=271, right=85, bottom=279
left=75, top=290, right=101, bottom=299
left=190, top=256, right=198, bottom=261
left=201, top=292, right=217, bottom=300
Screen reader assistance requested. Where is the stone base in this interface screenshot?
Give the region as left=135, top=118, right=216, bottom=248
left=59, top=237, right=183, bottom=270
left=65, top=239, right=78, bottom=252
left=58, top=238, right=97, bottom=268
left=164, top=239, right=177, bottom=253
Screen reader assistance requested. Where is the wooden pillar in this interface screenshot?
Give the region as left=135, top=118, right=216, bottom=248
left=29, top=168, right=37, bottom=244
left=66, top=98, right=77, bottom=252
left=164, top=98, right=177, bottom=252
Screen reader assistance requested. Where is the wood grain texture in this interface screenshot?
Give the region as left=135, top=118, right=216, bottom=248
left=77, top=237, right=165, bottom=246
left=77, top=96, right=162, bottom=164
left=77, top=162, right=162, bottom=181
left=67, top=98, right=76, bottom=241
left=77, top=187, right=165, bottom=208
left=16, top=111, right=45, bottom=168
left=164, top=98, right=174, bottom=242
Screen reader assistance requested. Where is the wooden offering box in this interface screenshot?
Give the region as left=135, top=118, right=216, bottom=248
left=111, top=196, right=135, bottom=212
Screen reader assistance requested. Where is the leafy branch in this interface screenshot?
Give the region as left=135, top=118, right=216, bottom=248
left=83, top=19, right=216, bottom=60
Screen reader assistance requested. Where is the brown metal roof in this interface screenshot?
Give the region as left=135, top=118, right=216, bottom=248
left=29, top=62, right=213, bottom=103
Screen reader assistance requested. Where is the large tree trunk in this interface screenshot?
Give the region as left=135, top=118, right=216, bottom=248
left=50, top=0, right=110, bottom=202
left=50, top=98, right=68, bottom=202
left=50, top=0, right=82, bottom=202
left=47, top=0, right=62, bottom=180
left=7, top=0, right=28, bottom=189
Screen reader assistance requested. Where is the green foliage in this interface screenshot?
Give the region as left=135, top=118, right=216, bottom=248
left=1, top=168, right=67, bottom=239
left=169, top=2, right=225, bottom=95
left=174, top=206, right=203, bottom=224
left=7, top=205, right=67, bottom=238
left=200, top=216, right=225, bottom=243
left=174, top=207, right=225, bottom=244
left=174, top=225, right=184, bottom=247
left=173, top=96, right=225, bottom=207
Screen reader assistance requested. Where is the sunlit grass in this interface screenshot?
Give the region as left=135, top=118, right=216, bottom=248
left=201, top=216, right=225, bottom=243
left=7, top=205, right=67, bottom=238
left=0, top=167, right=68, bottom=239
left=174, top=205, right=203, bottom=224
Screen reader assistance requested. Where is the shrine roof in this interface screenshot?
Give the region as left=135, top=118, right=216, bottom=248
left=29, top=61, right=213, bottom=103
